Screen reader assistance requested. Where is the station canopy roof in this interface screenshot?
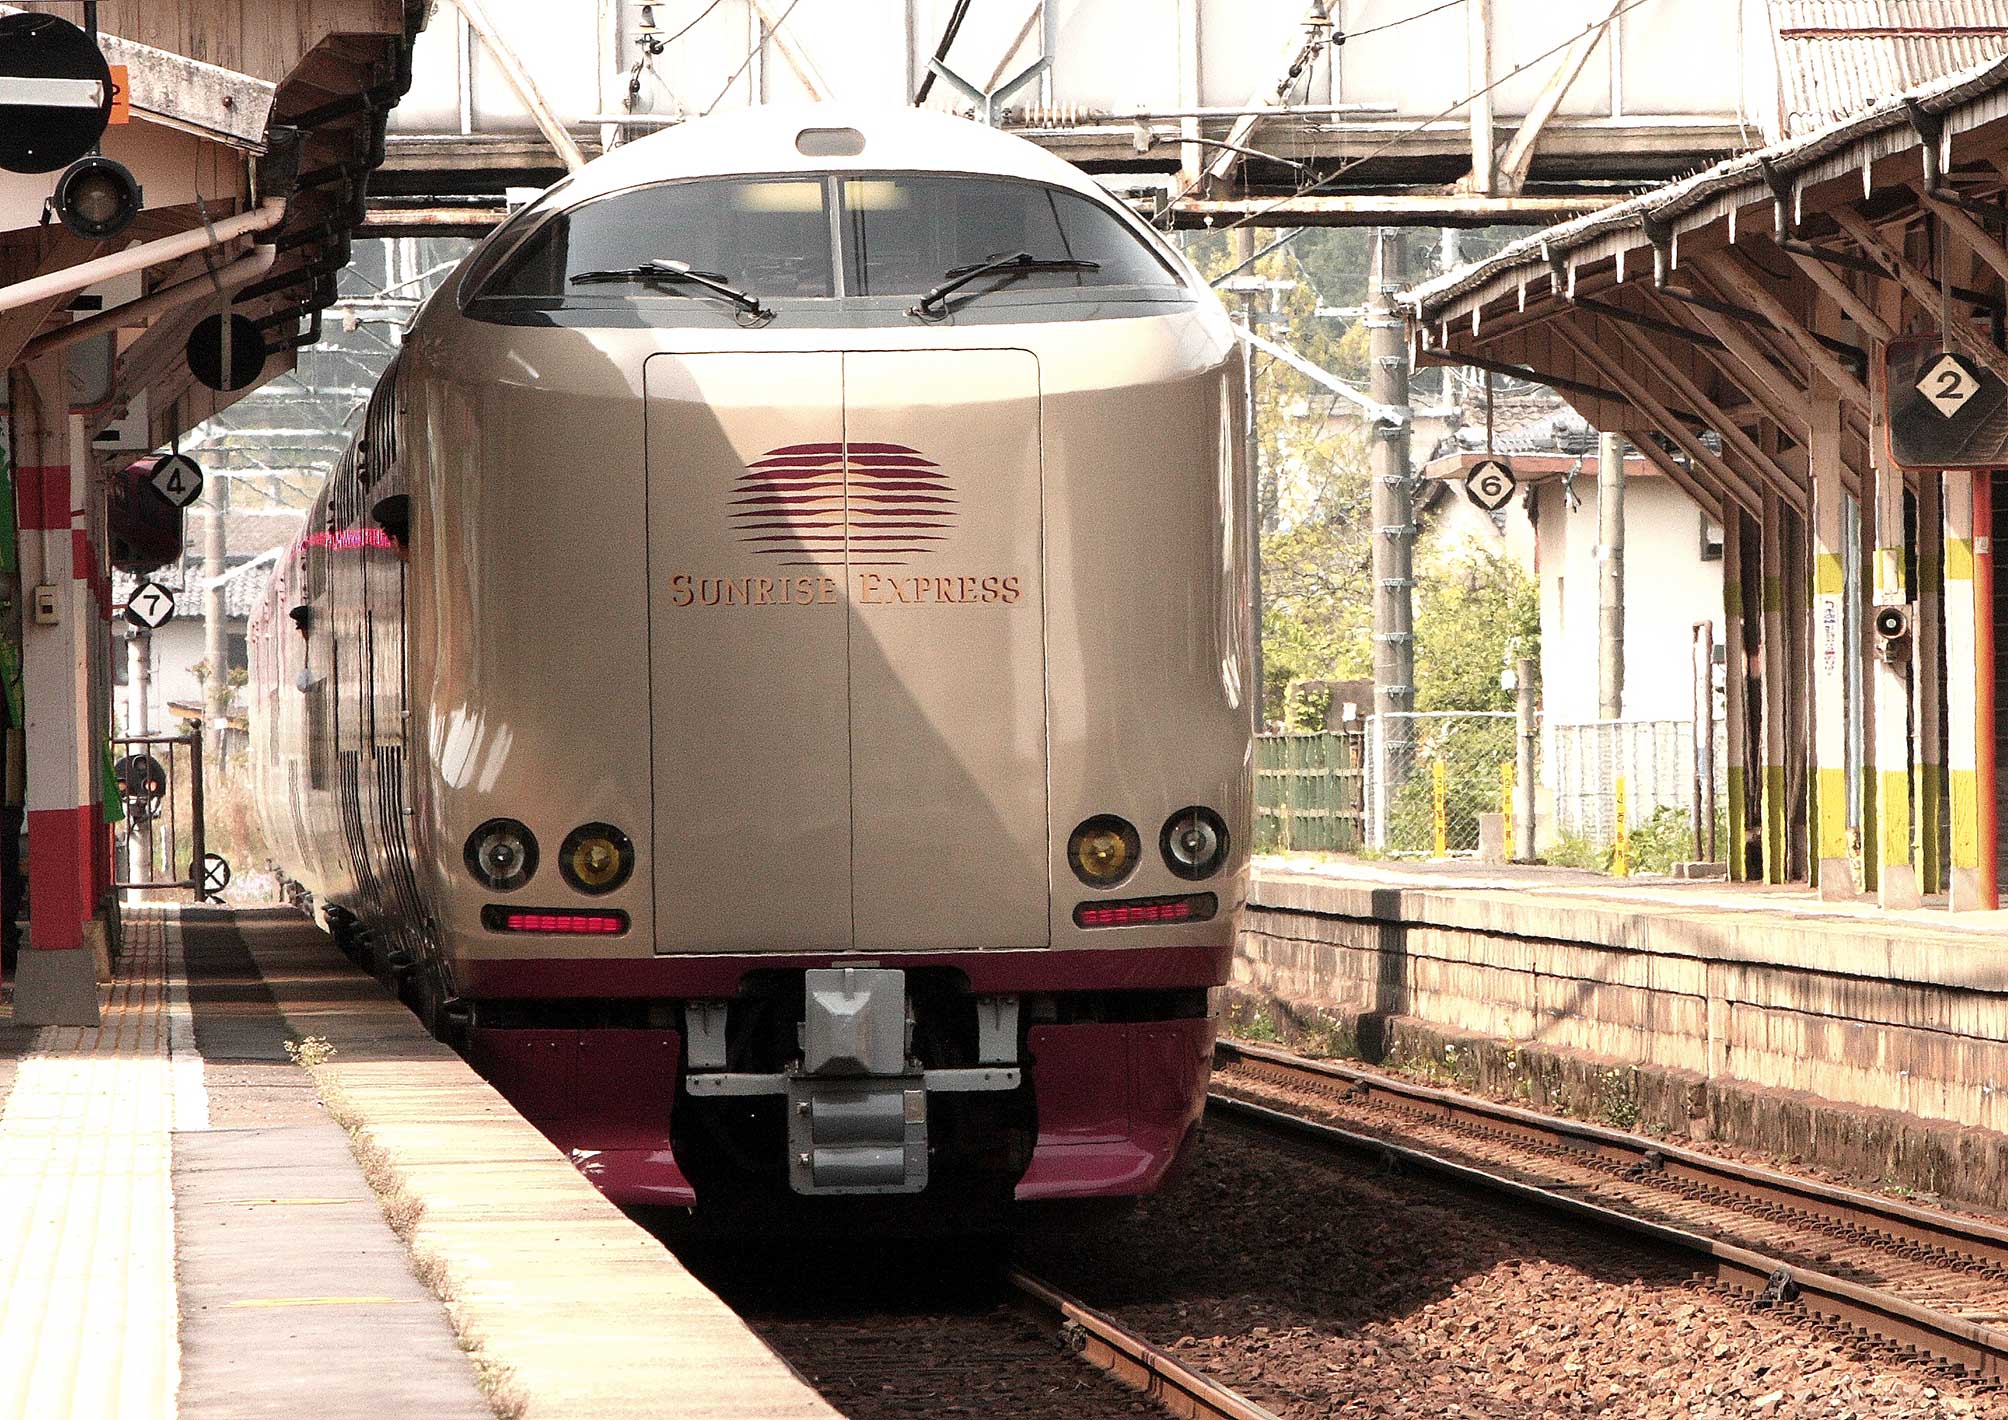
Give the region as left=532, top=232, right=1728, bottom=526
left=1402, top=51, right=2008, bottom=522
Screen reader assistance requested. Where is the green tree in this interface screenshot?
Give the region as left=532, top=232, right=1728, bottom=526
left=1412, top=545, right=1540, bottom=711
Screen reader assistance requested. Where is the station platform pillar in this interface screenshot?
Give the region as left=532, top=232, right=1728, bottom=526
left=10, top=355, right=106, bottom=1025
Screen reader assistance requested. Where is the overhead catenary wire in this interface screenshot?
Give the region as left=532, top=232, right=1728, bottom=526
left=1195, top=0, right=1665, bottom=281
left=700, top=0, right=809, bottom=116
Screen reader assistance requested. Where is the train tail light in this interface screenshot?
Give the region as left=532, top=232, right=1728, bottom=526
left=1072, top=893, right=1216, bottom=929
left=481, top=906, right=629, bottom=935
left=559, top=822, right=634, bottom=894
left=1068, top=815, right=1140, bottom=887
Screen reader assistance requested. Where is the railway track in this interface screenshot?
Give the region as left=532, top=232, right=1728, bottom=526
left=1005, top=1268, right=1282, bottom=1420
left=680, top=1235, right=1279, bottom=1419
left=1212, top=1038, right=2008, bottom=1385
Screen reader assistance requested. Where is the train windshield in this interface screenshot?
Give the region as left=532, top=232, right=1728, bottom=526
left=473, top=177, right=836, bottom=307
left=838, top=175, right=1179, bottom=296
left=463, top=171, right=1185, bottom=324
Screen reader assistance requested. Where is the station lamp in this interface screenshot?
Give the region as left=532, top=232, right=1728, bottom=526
left=52, top=154, right=140, bottom=239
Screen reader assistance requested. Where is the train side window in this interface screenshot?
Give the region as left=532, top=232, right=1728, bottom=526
left=839, top=175, right=1182, bottom=298
left=465, top=176, right=834, bottom=318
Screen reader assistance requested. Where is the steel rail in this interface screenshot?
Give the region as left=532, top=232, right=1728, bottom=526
left=1211, top=1040, right=2008, bottom=1381
left=1004, top=1268, right=1284, bottom=1420
left=1216, top=1039, right=2008, bottom=1271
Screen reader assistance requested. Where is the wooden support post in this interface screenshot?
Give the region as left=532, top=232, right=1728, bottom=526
left=1760, top=491, right=1790, bottom=883
left=1466, top=0, right=1495, bottom=194
left=1808, top=373, right=1854, bottom=897
left=1916, top=472, right=1946, bottom=896
left=1868, top=348, right=1921, bottom=909
left=1722, top=513, right=1751, bottom=880
left=1944, top=471, right=1995, bottom=909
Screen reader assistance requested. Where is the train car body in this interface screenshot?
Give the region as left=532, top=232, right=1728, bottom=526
left=249, top=105, right=1252, bottom=1214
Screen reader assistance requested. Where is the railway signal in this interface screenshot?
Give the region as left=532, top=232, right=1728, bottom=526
left=1464, top=457, right=1517, bottom=513
left=147, top=454, right=203, bottom=509
left=124, top=579, right=175, bottom=630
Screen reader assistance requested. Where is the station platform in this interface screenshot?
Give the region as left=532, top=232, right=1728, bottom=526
left=1239, top=855, right=2008, bottom=1208
left=0, top=904, right=838, bottom=1420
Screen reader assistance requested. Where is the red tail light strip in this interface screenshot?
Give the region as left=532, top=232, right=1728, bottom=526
left=481, top=906, right=629, bottom=936
left=1072, top=893, right=1218, bottom=929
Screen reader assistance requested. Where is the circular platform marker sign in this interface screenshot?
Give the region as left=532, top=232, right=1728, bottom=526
left=147, top=453, right=204, bottom=509
left=187, top=313, right=268, bottom=392
left=123, top=579, right=175, bottom=630
left=1464, top=457, right=1518, bottom=513
left=0, top=14, right=113, bottom=174
left=200, top=853, right=232, bottom=896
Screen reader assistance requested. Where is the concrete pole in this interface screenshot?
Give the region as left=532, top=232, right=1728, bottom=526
left=1369, top=230, right=1414, bottom=761
left=1807, top=374, right=1851, bottom=897
left=1595, top=431, right=1624, bottom=720
left=1514, top=656, right=1536, bottom=860
left=203, top=473, right=228, bottom=762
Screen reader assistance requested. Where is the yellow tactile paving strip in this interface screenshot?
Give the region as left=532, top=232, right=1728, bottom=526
left=229, top=908, right=842, bottom=1420
left=0, top=906, right=181, bottom=1420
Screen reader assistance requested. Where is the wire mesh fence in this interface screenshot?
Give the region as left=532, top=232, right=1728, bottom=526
left=1255, top=730, right=1365, bottom=852
left=1548, top=718, right=1725, bottom=843
left=1366, top=711, right=1519, bottom=856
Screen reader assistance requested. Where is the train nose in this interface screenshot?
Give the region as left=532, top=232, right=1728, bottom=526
left=641, top=348, right=1047, bottom=954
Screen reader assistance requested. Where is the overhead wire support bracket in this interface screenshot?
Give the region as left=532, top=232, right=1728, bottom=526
left=1231, top=320, right=1407, bottom=429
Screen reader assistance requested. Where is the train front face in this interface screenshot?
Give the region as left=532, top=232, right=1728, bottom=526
left=403, top=107, right=1251, bottom=1212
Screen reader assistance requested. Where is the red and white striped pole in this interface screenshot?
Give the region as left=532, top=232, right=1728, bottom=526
left=12, top=355, right=103, bottom=1025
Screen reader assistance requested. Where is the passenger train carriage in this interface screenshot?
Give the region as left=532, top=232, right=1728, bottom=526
left=249, top=105, right=1252, bottom=1212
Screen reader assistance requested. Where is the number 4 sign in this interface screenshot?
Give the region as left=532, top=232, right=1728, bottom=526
left=147, top=453, right=203, bottom=509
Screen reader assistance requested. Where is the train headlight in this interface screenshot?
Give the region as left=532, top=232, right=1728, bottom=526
left=465, top=818, right=538, bottom=891
left=559, top=822, right=633, bottom=894
left=1068, top=815, right=1139, bottom=888
left=1160, top=806, right=1229, bottom=881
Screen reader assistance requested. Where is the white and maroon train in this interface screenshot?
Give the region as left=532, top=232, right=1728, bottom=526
left=248, top=105, right=1251, bottom=1214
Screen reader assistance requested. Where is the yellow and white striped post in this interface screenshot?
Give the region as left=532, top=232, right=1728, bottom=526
left=1760, top=493, right=1789, bottom=884
left=1870, top=354, right=1922, bottom=910
left=1944, top=471, right=1996, bottom=910
left=1432, top=759, right=1448, bottom=857
left=1613, top=775, right=1630, bottom=877
left=1500, top=760, right=1514, bottom=853
left=1808, top=375, right=1854, bottom=897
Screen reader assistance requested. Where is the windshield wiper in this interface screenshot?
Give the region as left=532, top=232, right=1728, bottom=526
left=909, top=251, right=1101, bottom=319
left=571, top=258, right=772, bottom=321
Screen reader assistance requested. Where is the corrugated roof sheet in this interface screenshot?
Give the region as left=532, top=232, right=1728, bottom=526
left=1774, top=1, right=2008, bottom=135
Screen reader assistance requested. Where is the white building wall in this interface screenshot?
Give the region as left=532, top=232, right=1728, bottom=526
left=1535, top=475, right=1721, bottom=724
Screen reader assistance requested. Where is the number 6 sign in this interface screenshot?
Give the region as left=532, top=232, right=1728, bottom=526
left=1464, top=457, right=1518, bottom=513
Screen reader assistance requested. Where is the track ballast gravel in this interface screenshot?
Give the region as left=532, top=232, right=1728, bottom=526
left=1016, top=1121, right=2007, bottom=1419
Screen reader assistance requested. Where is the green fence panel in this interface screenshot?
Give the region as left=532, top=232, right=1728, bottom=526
left=1255, top=731, right=1363, bottom=853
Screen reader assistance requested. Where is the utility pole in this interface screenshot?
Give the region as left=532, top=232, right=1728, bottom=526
left=1597, top=430, right=1625, bottom=720
left=1369, top=228, right=1414, bottom=762
left=202, top=472, right=228, bottom=761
